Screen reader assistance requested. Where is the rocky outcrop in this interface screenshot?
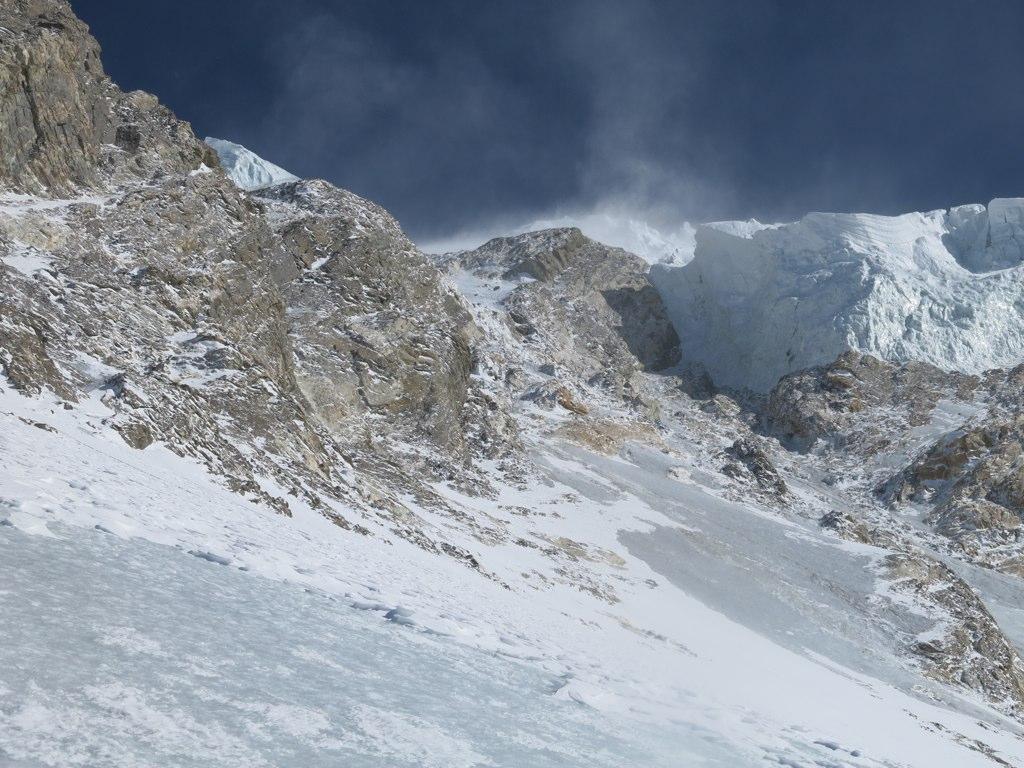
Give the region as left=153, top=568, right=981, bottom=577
left=765, top=351, right=977, bottom=451
left=441, top=227, right=680, bottom=413
left=722, top=437, right=789, bottom=502
left=816, top=509, right=1024, bottom=717
left=884, top=412, right=1024, bottom=559
left=0, top=168, right=348, bottom=516
left=0, top=0, right=216, bottom=196
left=432, top=227, right=683, bottom=463
left=455, top=228, right=680, bottom=374
left=255, top=180, right=500, bottom=459
left=883, top=552, right=1024, bottom=715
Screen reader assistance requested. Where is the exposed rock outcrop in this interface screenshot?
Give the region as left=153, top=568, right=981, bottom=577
left=447, top=227, right=681, bottom=379
left=722, top=437, right=789, bottom=502
left=255, top=180, right=497, bottom=459
left=0, top=0, right=216, bottom=195
left=435, top=227, right=683, bottom=460
left=765, top=351, right=977, bottom=451
left=883, top=552, right=1024, bottom=715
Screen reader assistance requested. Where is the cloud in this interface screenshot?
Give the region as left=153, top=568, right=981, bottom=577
left=251, top=0, right=742, bottom=250
left=240, top=0, right=1024, bottom=254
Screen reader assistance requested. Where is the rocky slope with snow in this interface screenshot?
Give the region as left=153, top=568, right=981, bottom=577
left=5, top=2, right=1024, bottom=767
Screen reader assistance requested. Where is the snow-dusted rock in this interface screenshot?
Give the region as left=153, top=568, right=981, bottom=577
left=652, top=200, right=1024, bottom=391
left=0, top=0, right=218, bottom=195
left=517, top=211, right=696, bottom=265
left=253, top=179, right=507, bottom=461
left=444, top=227, right=681, bottom=380
left=205, top=137, right=299, bottom=191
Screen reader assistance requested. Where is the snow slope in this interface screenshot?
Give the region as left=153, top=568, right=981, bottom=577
left=3, top=375, right=1023, bottom=766
left=651, top=199, right=1024, bottom=390
left=205, top=137, right=299, bottom=191
left=0, top=527, right=686, bottom=768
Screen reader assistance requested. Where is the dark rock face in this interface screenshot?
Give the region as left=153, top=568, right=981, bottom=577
left=114, top=124, right=141, bottom=152
left=0, top=0, right=105, bottom=192
left=722, top=438, right=789, bottom=502
left=449, top=227, right=681, bottom=381
left=600, top=284, right=681, bottom=372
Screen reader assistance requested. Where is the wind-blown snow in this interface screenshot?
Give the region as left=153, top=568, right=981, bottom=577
left=520, top=211, right=696, bottom=265
left=205, top=138, right=299, bottom=191
left=421, top=212, right=696, bottom=265
left=651, top=198, right=1024, bottom=391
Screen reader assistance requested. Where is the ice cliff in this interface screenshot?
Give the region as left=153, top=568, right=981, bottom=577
left=652, top=199, right=1024, bottom=390
left=205, top=137, right=299, bottom=190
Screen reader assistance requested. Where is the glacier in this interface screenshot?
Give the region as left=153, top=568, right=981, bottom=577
left=651, top=198, right=1024, bottom=391
left=205, top=137, right=300, bottom=191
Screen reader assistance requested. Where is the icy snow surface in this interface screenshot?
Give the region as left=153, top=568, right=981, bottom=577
left=0, top=526, right=685, bottom=768
left=3, top=379, right=1024, bottom=765
left=651, top=199, right=1024, bottom=390
left=205, top=138, right=299, bottom=191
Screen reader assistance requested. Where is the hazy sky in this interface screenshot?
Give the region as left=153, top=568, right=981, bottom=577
left=74, top=0, right=1024, bottom=244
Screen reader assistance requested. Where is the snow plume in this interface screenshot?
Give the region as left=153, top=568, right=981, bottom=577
left=418, top=203, right=696, bottom=265
left=416, top=2, right=742, bottom=262
left=250, top=1, right=750, bottom=252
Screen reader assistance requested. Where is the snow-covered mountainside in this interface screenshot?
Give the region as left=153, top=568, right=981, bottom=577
left=205, top=137, right=300, bottom=190
left=652, top=200, right=1024, bottom=391
left=5, top=2, right=1024, bottom=767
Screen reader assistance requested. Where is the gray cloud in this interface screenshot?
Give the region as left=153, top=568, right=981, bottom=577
left=77, top=0, right=1024, bottom=251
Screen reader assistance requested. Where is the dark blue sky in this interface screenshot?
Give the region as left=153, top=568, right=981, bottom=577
left=73, top=0, right=1024, bottom=241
